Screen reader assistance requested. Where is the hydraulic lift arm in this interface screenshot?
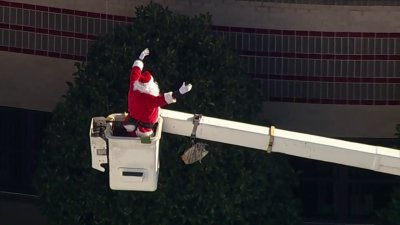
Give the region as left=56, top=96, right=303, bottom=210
left=160, top=109, right=400, bottom=176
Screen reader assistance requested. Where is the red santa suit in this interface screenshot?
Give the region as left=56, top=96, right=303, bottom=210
left=124, top=60, right=176, bottom=137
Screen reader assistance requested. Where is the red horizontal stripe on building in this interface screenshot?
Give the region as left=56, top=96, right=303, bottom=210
left=0, top=1, right=9, bottom=6
left=322, top=31, right=335, bottom=37
left=74, top=10, right=87, bottom=17
left=283, top=30, right=295, bottom=35
left=22, top=26, right=35, bottom=32
left=9, top=47, right=21, bottom=53
left=0, top=23, right=9, bottom=29
left=268, top=97, right=400, bottom=105
left=240, top=50, right=400, bottom=61
left=309, top=31, right=321, bottom=36
left=388, top=100, right=400, bottom=105
left=37, top=5, right=50, bottom=12
left=48, top=52, right=60, bottom=57
left=253, top=73, right=400, bottom=84
left=1, top=1, right=132, bottom=22
left=9, top=2, right=21, bottom=8
left=113, top=15, right=129, bottom=22
left=388, top=33, right=400, bottom=38
left=48, top=30, right=61, bottom=36
left=22, top=3, right=35, bottom=10
left=348, top=32, right=362, bottom=38
left=211, top=26, right=400, bottom=38
left=295, top=30, right=308, bottom=36
left=87, top=12, right=101, bottom=18
left=229, top=26, right=243, bottom=33
left=49, top=7, right=61, bottom=13
left=36, top=27, right=48, bottom=34
left=22, top=49, right=34, bottom=54
left=336, top=32, right=348, bottom=37
left=270, top=29, right=282, bottom=35
left=61, top=31, right=74, bottom=37
left=1, top=22, right=96, bottom=40
left=74, top=33, right=87, bottom=39
left=35, top=50, right=48, bottom=57
left=9, top=24, right=22, bottom=30
left=62, top=8, right=75, bottom=15
left=60, top=53, right=75, bottom=60
left=241, top=27, right=255, bottom=33
left=0, top=44, right=86, bottom=61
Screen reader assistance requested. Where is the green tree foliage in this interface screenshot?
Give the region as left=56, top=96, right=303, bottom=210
left=377, top=185, right=400, bottom=225
left=35, top=3, right=301, bottom=225
left=376, top=125, right=400, bottom=225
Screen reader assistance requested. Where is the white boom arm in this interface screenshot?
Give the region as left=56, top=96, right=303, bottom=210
left=160, top=109, right=400, bottom=176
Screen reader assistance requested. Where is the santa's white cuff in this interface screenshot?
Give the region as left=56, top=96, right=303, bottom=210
left=164, top=92, right=176, bottom=104
left=132, top=60, right=144, bottom=70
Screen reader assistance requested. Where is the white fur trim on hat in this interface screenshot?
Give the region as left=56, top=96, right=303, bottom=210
left=164, top=92, right=176, bottom=104
left=133, top=78, right=159, bottom=96
left=132, top=60, right=144, bottom=70
left=136, top=128, right=153, bottom=137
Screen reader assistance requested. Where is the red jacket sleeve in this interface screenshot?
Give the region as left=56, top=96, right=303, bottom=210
left=145, top=95, right=168, bottom=108
left=145, top=92, right=176, bottom=108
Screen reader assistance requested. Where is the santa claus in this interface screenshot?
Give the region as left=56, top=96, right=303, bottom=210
left=123, top=48, right=192, bottom=137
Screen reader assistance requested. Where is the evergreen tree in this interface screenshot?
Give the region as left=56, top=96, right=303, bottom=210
left=377, top=125, right=400, bottom=225
left=377, top=185, right=400, bottom=225
left=35, top=3, right=301, bottom=225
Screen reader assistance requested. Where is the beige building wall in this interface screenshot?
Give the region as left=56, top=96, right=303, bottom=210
left=9, top=0, right=400, bottom=32
left=0, top=51, right=76, bottom=111
left=263, top=102, right=400, bottom=138
left=2, top=0, right=400, bottom=138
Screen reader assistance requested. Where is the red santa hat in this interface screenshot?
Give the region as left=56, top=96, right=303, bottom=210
left=139, top=71, right=153, bottom=84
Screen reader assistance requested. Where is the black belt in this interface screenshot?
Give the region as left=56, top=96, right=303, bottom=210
left=127, top=116, right=154, bottom=129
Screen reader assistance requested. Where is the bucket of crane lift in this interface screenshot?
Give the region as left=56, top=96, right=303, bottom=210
left=89, top=113, right=162, bottom=192
left=90, top=117, right=108, bottom=172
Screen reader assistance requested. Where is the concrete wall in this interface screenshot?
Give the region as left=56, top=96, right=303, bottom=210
left=0, top=51, right=76, bottom=111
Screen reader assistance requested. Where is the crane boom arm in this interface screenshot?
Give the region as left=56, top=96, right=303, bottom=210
left=160, top=109, right=400, bottom=176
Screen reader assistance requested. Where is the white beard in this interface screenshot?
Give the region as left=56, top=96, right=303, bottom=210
left=133, top=80, right=160, bottom=96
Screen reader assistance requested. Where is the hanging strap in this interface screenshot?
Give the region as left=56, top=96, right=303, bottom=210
left=190, top=114, right=202, bottom=142
left=267, top=126, right=275, bottom=153
left=181, top=114, right=209, bottom=165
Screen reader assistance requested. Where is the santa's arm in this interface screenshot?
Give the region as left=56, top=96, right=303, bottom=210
left=129, top=48, right=149, bottom=85
left=147, top=82, right=193, bottom=108
left=146, top=92, right=175, bottom=108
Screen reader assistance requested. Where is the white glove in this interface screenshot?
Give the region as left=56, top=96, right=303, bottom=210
left=139, top=48, right=149, bottom=60
left=179, top=82, right=192, bottom=95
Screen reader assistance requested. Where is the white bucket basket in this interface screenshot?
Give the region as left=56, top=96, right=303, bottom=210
left=90, top=114, right=162, bottom=192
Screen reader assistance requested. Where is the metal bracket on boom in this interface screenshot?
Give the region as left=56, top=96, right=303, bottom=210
left=181, top=114, right=209, bottom=164
left=190, top=114, right=202, bottom=141
left=267, top=126, right=275, bottom=153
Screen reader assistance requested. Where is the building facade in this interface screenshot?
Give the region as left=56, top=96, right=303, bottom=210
left=1, top=0, right=400, bottom=224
